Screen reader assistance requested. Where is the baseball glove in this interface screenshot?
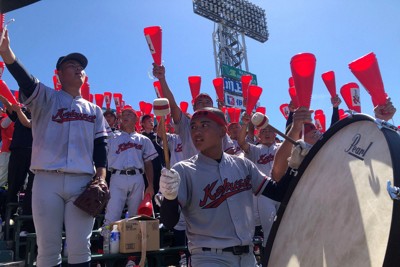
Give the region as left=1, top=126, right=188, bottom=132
left=74, top=177, right=110, bottom=217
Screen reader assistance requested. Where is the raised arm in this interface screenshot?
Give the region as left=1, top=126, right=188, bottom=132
left=152, top=64, right=182, bottom=124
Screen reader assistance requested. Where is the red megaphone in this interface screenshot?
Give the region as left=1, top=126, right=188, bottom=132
left=81, top=80, right=90, bottom=101
left=144, top=102, right=153, bottom=115
left=256, top=106, right=266, bottom=115
left=139, top=101, right=146, bottom=113
left=52, top=70, right=62, bottom=91
left=290, top=53, right=316, bottom=109
left=241, top=75, right=252, bottom=106
left=188, top=76, right=201, bottom=101
left=279, top=103, right=290, bottom=120
left=340, top=82, right=361, bottom=113
left=288, top=86, right=299, bottom=108
left=180, top=101, right=189, bottom=113
left=104, top=92, right=112, bottom=109
left=246, top=85, right=262, bottom=115
left=288, top=77, right=294, bottom=87
left=144, top=26, right=162, bottom=66
left=339, top=109, right=348, bottom=120
left=94, top=94, right=104, bottom=108
left=349, top=52, right=386, bottom=106
left=314, top=110, right=326, bottom=133
left=153, top=81, right=163, bottom=98
left=0, top=80, right=17, bottom=104
left=213, top=77, right=224, bottom=102
left=113, top=93, right=122, bottom=114
left=227, top=107, right=241, bottom=123
left=137, top=193, right=153, bottom=217
left=321, top=71, right=336, bottom=98
left=0, top=61, right=5, bottom=80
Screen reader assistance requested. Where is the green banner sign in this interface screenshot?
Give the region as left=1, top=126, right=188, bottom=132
left=221, top=64, right=257, bottom=84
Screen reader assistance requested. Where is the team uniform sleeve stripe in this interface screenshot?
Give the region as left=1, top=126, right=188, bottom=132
left=143, top=152, right=158, bottom=161
left=24, top=84, right=41, bottom=106
left=224, top=146, right=234, bottom=152
left=255, top=176, right=269, bottom=195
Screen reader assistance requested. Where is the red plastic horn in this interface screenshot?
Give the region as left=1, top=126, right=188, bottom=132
left=314, top=112, right=326, bottom=133
left=139, top=101, right=146, bottom=113
left=180, top=101, right=189, bottom=113
left=14, top=91, right=19, bottom=101
left=339, top=109, right=348, bottom=120
left=188, top=76, right=201, bottom=100
left=288, top=87, right=299, bottom=108
left=89, top=94, right=93, bottom=103
left=0, top=13, right=4, bottom=33
left=246, top=85, right=262, bottom=115
left=0, top=80, right=17, bottom=104
left=227, top=107, right=241, bottom=123
left=144, top=26, right=162, bottom=66
left=52, top=69, right=62, bottom=91
left=80, top=81, right=90, bottom=101
left=104, top=92, right=112, bottom=109
left=153, top=81, right=163, bottom=98
left=340, top=82, right=361, bottom=113
left=0, top=61, right=5, bottom=80
left=256, top=106, right=266, bottom=115
left=349, top=52, right=386, bottom=106
left=212, top=77, right=224, bottom=102
left=94, top=94, right=104, bottom=108
left=144, top=102, right=153, bottom=115
left=288, top=77, right=294, bottom=87
left=279, top=103, right=290, bottom=119
left=113, top=93, right=123, bottom=114
left=241, top=75, right=252, bottom=106
left=290, top=53, right=316, bottom=109
left=137, top=193, right=153, bottom=217
left=321, top=71, right=336, bottom=98
left=314, top=109, right=324, bottom=116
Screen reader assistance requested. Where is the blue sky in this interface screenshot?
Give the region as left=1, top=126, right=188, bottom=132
left=2, top=0, right=399, bottom=129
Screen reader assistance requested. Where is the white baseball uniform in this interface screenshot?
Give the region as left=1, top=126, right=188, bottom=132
left=246, top=142, right=281, bottom=246
left=166, top=132, right=184, bottom=167
left=172, top=152, right=271, bottom=266
left=24, top=82, right=109, bottom=266
left=104, top=131, right=158, bottom=225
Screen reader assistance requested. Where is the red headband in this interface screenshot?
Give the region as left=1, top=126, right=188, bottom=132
left=191, top=110, right=226, bottom=126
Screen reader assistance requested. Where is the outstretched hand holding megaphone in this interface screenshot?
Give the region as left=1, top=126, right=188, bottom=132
left=374, top=98, right=396, bottom=121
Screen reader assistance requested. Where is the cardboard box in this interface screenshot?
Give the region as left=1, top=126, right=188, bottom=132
left=112, top=215, right=160, bottom=253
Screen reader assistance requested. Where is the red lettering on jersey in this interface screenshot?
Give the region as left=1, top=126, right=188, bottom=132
left=175, top=143, right=183, bottom=152
left=52, top=108, right=96, bottom=123
left=116, top=142, right=143, bottom=154
left=199, top=177, right=252, bottom=209
left=257, top=153, right=274, bottom=165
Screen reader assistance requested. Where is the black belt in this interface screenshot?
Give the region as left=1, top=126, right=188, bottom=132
left=111, top=169, right=143, bottom=175
left=202, top=245, right=250, bottom=255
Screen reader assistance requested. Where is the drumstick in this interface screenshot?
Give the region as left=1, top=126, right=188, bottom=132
left=251, top=112, right=299, bottom=146
left=153, top=98, right=171, bottom=169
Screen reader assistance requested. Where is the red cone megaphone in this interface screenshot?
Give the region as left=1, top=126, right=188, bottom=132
left=113, top=93, right=123, bottom=114
left=0, top=80, right=17, bottom=104
left=246, top=85, right=262, bottom=115
left=290, top=53, right=316, bottom=108
left=349, top=52, right=386, bottom=106
left=94, top=94, right=104, bottom=108
left=81, top=81, right=90, bottom=101
left=52, top=70, right=62, bottom=91
left=314, top=109, right=326, bottom=133
left=180, top=101, right=189, bottom=113
left=340, top=82, right=361, bottom=113
left=288, top=77, right=294, bottom=87
left=0, top=61, right=5, bottom=80
left=188, top=76, right=201, bottom=101
left=279, top=103, right=290, bottom=119
left=153, top=81, right=163, bottom=98
left=14, top=91, right=19, bottom=102
left=104, top=92, right=112, bottom=109
left=321, top=71, right=336, bottom=98
left=288, top=87, right=299, bottom=109
left=241, top=75, right=252, bottom=106
left=256, top=106, right=266, bottom=115
left=144, top=26, right=162, bottom=66
left=339, top=109, right=348, bottom=120
left=144, top=103, right=153, bottom=115
left=212, top=77, right=224, bottom=103
left=227, top=107, right=241, bottom=123
left=137, top=193, right=153, bottom=217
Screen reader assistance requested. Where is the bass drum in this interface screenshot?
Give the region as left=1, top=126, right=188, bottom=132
left=266, top=114, right=400, bottom=267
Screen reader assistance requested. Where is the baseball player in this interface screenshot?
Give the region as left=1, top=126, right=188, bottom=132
left=104, top=105, right=158, bottom=226
left=152, top=64, right=235, bottom=159
left=159, top=107, right=309, bottom=267
left=0, top=29, right=109, bottom=267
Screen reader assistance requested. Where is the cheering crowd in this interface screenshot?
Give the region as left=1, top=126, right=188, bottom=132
left=0, top=24, right=398, bottom=267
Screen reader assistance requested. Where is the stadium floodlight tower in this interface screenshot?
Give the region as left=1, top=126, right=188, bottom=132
left=193, top=0, right=268, bottom=76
